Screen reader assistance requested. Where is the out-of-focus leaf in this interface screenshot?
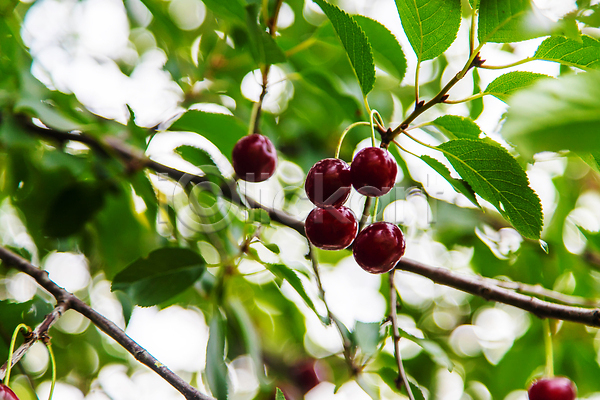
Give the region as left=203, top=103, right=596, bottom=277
left=175, top=145, right=225, bottom=183
left=245, top=4, right=286, bottom=65
left=354, top=321, right=381, bottom=356
left=43, top=181, right=105, bottom=237
left=432, top=115, right=481, bottom=140
left=15, top=98, right=85, bottom=132
left=263, top=242, right=280, bottom=254
left=168, top=110, right=247, bottom=162
left=313, top=0, right=375, bottom=96
left=408, top=380, right=427, bottom=400
left=353, top=15, right=407, bottom=82
left=265, top=263, right=325, bottom=321
left=484, top=71, right=551, bottom=102
left=419, top=155, right=480, bottom=208
left=228, top=298, right=267, bottom=385
left=438, top=139, right=543, bottom=239
left=394, top=0, right=461, bottom=61
left=478, top=0, right=553, bottom=43
left=112, top=247, right=206, bottom=307
left=397, top=327, right=454, bottom=371
left=202, top=0, right=245, bottom=23
left=533, top=35, right=600, bottom=70
left=207, top=312, right=229, bottom=400
left=502, top=72, right=600, bottom=158
left=301, top=70, right=363, bottom=120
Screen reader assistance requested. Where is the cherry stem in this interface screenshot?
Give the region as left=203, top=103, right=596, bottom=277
left=5, top=324, right=29, bottom=386
left=47, top=343, right=56, bottom=400
left=544, top=318, right=554, bottom=378
left=370, top=109, right=384, bottom=147
left=389, top=271, right=416, bottom=400
left=372, top=197, right=380, bottom=222
left=335, top=121, right=370, bottom=159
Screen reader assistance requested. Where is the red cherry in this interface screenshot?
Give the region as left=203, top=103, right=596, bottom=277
left=528, top=377, right=577, bottom=400
left=353, top=222, right=405, bottom=274
left=232, top=134, right=277, bottom=182
left=351, top=147, right=397, bottom=197
left=0, top=384, right=20, bottom=400
left=305, top=206, right=358, bottom=250
left=305, top=158, right=351, bottom=208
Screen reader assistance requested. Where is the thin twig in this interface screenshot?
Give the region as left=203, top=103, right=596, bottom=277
left=307, top=245, right=358, bottom=374
left=0, top=303, right=67, bottom=380
left=388, top=270, right=415, bottom=400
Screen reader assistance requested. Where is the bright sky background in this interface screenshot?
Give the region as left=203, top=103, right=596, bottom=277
left=5, top=1, right=600, bottom=400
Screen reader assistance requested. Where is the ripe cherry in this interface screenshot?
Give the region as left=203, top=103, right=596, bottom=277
left=232, top=134, right=277, bottom=182
left=528, top=377, right=577, bottom=400
left=353, top=222, right=405, bottom=274
left=0, top=384, right=20, bottom=400
left=351, top=147, right=397, bottom=197
left=305, top=158, right=351, bottom=208
left=305, top=206, right=358, bottom=250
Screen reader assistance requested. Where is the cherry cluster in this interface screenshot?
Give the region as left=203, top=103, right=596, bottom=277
left=304, top=147, right=405, bottom=274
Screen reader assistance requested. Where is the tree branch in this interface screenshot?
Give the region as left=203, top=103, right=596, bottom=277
left=0, top=246, right=216, bottom=400
left=395, top=258, right=600, bottom=327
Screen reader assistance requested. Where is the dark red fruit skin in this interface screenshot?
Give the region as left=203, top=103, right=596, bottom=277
left=305, top=206, right=358, bottom=250
left=232, top=134, right=277, bottom=182
left=351, top=147, right=397, bottom=197
left=353, top=222, right=405, bottom=274
left=528, top=377, right=577, bottom=400
left=305, top=158, right=352, bottom=208
left=0, top=384, right=20, bottom=400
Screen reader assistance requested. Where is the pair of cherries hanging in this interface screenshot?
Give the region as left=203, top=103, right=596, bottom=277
left=304, top=147, right=406, bottom=274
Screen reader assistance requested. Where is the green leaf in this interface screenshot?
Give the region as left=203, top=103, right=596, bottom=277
left=228, top=299, right=267, bottom=385
left=484, top=71, right=551, bottom=102
left=354, top=321, right=381, bottom=356
left=353, top=15, right=407, bottom=82
left=265, top=263, right=324, bottom=321
left=397, top=327, right=454, bottom=371
left=43, top=182, right=105, bottom=237
left=168, top=110, right=247, bottom=162
left=245, top=4, right=286, bottom=65
left=207, top=312, right=229, bottom=400
left=478, top=0, right=553, bottom=43
left=420, top=155, right=480, bottom=208
left=502, top=72, right=600, bottom=158
left=112, top=248, right=206, bottom=307
left=301, top=70, right=363, bottom=120
left=14, top=98, right=85, bottom=132
left=533, top=35, right=600, bottom=70
left=432, top=115, right=482, bottom=140
left=175, top=145, right=216, bottom=168
left=394, top=0, right=461, bottom=61
left=438, top=139, right=543, bottom=239
left=313, top=0, right=375, bottom=96
left=174, top=145, right=225, bottom=185
left=202, top=0, right=245, bottom=23
left=408, top=380, right=427, bottom=400
left=275, top=388, right=287, bottom=400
